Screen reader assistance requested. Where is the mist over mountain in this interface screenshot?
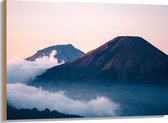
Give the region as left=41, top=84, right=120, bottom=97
left=7, top=83, right=119, bottom=118
left=7, top=44, right=84, bottom=83
left=7, top=51, right=63, bottom=83
left=31, top=36, right=168, bottom=86
left=26, top=44, right=84, bottom=63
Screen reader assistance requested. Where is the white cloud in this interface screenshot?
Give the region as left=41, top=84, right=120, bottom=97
left=7, top=83, right=120, bottom=117
left=7, top=50, right=64, bottom=83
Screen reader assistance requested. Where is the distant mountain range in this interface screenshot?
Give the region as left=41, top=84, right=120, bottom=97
left=30, top=36, right=168, bottom=88
left=26, top=44, right=84, bottom=63
left=7, top=103, right=82, bottom=120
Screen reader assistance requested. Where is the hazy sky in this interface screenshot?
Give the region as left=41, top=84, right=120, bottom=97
left=7, top=1, right=168, bottom=61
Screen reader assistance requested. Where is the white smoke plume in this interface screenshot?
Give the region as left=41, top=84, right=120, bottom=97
left=7, top=50, right=64, bottom=83
left=7, top=83, right=120, bottom=117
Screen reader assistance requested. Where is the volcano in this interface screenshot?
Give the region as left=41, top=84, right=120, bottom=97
left=26, top=44, right=84, bottom=63
left=31, top=36, right=168, bottom=86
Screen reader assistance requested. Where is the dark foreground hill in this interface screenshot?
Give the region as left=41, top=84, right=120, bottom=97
left=7, top=103, right=82, bottom=120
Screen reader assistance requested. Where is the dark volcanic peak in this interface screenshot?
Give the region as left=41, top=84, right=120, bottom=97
left=26, top=44, right=84, bottom=63
left=32, top=36, right=168, bottom=85
left=98, top=36, right=154, bottom=52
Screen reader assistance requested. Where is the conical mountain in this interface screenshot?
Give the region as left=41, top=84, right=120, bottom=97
left=32, top=36, right=168, bottom=85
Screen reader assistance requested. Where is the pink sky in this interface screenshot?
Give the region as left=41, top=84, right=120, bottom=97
left=7, top=1, right=168, bottom=61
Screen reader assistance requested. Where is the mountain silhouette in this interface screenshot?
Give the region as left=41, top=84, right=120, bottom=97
left=7, top=103, right=82, bottom=120
left=26, top=44, right=84, bottom=63
left=31, top=36, right=168, bottom=87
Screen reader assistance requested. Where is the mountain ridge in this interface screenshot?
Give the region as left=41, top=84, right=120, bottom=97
left=7, top=103, right=83, bottom=120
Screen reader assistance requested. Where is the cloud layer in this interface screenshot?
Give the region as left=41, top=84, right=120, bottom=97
left=7, top=83, right=120, bottom=117
left=7, top=50, right=64, bottom=83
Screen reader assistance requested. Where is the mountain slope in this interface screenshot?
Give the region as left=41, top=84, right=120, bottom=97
left=31, top=36, right=168, bottom=86
left=26, top=44, right=84, bottom=63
